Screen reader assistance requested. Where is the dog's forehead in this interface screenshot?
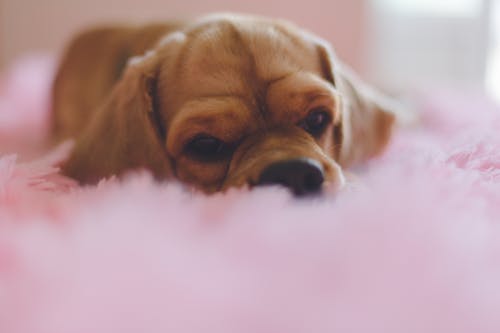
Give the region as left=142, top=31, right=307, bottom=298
left=233, top=20, right=322, bottom=79
left=175, top=19, right=323, bottom=96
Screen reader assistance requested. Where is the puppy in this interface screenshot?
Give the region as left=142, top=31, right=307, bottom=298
left=52, top=14, right=396, bottom=195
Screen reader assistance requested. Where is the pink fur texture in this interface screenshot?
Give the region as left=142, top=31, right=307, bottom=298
left=1, top=57, right=500, bottom=333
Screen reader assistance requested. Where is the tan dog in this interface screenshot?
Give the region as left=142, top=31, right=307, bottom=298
left=52, top=14, right=396, bottom=195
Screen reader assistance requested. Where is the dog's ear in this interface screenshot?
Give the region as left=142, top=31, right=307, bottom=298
left=317, top=42, right=396, bottom=167
left=63, top=52, right=172, bottom=183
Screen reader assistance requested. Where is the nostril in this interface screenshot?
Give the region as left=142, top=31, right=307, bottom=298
left=257, top=158, right=325, bottom=196
left=303, top=168, right=324, bottom=193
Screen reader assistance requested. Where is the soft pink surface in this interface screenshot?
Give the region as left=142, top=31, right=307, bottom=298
left=1, top=57, right=500, bottom=333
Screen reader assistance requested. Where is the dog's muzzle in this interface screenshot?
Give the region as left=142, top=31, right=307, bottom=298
left=256, top=158, right=325, bottom=196
left=222, top=127, right=341, bottom=196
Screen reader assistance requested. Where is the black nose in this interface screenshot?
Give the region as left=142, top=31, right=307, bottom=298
left=257, top=158, right=325, bottom=196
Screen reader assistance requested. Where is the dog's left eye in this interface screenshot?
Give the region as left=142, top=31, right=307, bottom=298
left=299, top=108, right=331, bottom=136
left=185, top=135, right=232, bottom=162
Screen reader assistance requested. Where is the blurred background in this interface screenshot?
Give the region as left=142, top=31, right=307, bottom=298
left=0, top=0, right=499, bottom=101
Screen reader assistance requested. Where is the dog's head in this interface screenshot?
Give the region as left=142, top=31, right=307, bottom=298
left=67, top=14, right=395, bottom=195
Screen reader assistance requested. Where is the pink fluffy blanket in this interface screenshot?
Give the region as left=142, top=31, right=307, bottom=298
left=1, top=56, right=500, bottom=333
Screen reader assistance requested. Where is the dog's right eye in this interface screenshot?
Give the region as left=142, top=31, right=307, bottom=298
left=299, top=107, right=331, bottom=136
left=185, top=135, right=232, bottom=162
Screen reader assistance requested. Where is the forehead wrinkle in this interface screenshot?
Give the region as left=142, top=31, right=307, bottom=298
left=292, top=90, right=336, bottom=112
left=169, top=97, right=254, bottom=135
left=175, top=97, right=248, bottom=119
left=193, top=70, right=248, bottom=96
left=266, top=79, right=337, bottom=126
left=265, top=72, right=294, bottom=86
left=193, top=93, right=258, bottom=118
left=261, top=71, right=295, bottom=109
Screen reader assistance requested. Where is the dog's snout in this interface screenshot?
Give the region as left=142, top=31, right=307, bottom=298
left=257, top=158, right=325, bottom=196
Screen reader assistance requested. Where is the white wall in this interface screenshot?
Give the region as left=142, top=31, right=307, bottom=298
left=486, top=0, right=500, bottom=102
left=367, top=0, right=491, bottom=92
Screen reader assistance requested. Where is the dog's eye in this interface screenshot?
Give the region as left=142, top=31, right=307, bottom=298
left=300, top=108, right=331, bottom=136
left=185, top=135, right=231, bottom=161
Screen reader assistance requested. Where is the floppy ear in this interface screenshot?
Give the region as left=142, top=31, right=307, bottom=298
left=62, top=52, right=172, bottom=184
left=317, top=42, right=396, bottom=167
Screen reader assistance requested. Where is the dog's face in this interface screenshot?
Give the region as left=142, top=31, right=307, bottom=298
left=65, top=15, right=396, bottom=195
left=157, top=17, right=344, bottom=194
